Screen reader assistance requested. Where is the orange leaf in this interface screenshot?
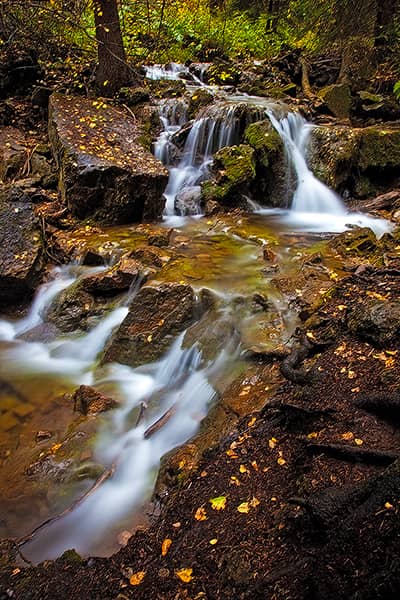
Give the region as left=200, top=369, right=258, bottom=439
left=161, top=538, right=172, bottom=556
left=130, top=571, right=146, bottom=586
left=194, top=507, right=207, bottom=521
left=175, top=568, right=193, bottom=583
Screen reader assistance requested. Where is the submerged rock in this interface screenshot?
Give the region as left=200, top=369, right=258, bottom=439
left=103, top=283, right=196, bottom=367
left=48, top=94, right=168, bottom=224
left=0, top=185, right=44, bottom=307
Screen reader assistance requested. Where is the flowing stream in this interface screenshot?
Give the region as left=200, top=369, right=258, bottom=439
left=0, top=63, right=393, bottom=563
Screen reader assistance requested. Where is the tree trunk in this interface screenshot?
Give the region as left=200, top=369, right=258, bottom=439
left=93, top=0, right=130, bottom=96
left=375, top=0, right=399, bottom=46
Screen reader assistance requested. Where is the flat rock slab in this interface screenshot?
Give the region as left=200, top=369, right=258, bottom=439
left=49, top=94, right=168, bottom=224
left=0, top=186, right=44, bottom=306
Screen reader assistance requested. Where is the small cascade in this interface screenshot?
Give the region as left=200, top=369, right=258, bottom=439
left=145, top=62, right=188, bottom=81
left=266, top=111, right=392, bottom=236
left=163, top=102, right=266, bottom=216
left=21, top=330, right=238, bottom=561
left=154, top=98, right=188, bottom=165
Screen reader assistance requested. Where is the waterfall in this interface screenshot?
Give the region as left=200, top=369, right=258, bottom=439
left=266, top=111, right=392, bottom=237
left=162, top=102, right=266, bottom=216
left=154, top=99, right=188, bottom=165
left=145, top=63, right=188, bottom=81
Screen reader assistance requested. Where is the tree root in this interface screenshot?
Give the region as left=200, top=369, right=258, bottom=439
left=307, top=442, right=399, bottom=465
left=354, top=391, right=400, bottom=422
left=280, top=335, right=330, bottom=385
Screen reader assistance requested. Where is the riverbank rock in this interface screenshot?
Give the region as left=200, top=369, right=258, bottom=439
left=48, top=94, right=168, bottom=224
left=309, top=123, right=400, bottom=198
left=71, top=385, right=118, bottom=415
left=202, top=144, right=256, bottom=208
left=103, top=283, right=196, bottom=367
left=319, top=83, right=352, bottom=119
left=188, top=89, right=214, bottom=119
left=80, top=258, right=141, bottom=296
left=0, top=185, right=44, bottom=307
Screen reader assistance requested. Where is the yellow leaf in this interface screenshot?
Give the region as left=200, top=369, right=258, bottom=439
left=230, top=476, right=241, bottom=486
left=237, top=502, right=250, bottom=513
left=247, top=416, right=256, bottom=427
left=385, top=502, right=394, bottom=509
left=341, top=432, right=354, bottom=441
left=239, top=464, right=248, bottom=474
left=194, top=507, right=207, bottom=521
left=209, top=496, right=227, bottom=511
left=354, top=438, right=363, bottom=446
left=307, top=432, right=318, bottom=439
left=130, top=571, right=146, bottom=585
left=269, top=437, right=278, bottom=449
left=250, top=497, right=260, bottom=508
left=161, top=538, right=172, bottom=556
left=239, top=386, right=251, bottom=396
left=209, top=538, right=218, bottom=545
left=366, top=291, right=387, bottom=301
left=306, top=331, right=316, bottom=340
left=226, top=449, right=238, bottom=458
left=337, top=305, right=347, bottom=311
left=175, top=568, right=193, bottom=583
left=348, top=370, right=356, bottom=379
left=277, top=457, right=286, bottom=466
left=147, top=334, right=153, bottom=342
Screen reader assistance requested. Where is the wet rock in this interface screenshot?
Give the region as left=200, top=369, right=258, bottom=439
left=80, top=258, right=141, bottom=296
left=202, top=144, right=256, bottom=207
left=81, top=247, right=106, bottom=266
left=207, top=62, right=241, bottom=86
left=129, top=246, right=166, bottom=268
left=188, top=89, right=214, bottom=119
left=175, top=186, right=202, bottom=216
left=48, top=94, right=168, bottom=224
left=358, top=127, right=400, bottom=172
left=0, top=185, right=44, bottom=307
left=182, top=310, right=237, bottom=363
left=71, top=385, right=118, bottom=415
left=31, top=86, right=52, bottom=109
left=319, top=83, right=352, bottom=119
left=0, top=127, right=26, bottom=182
left=347, top=299, right=400, bottom=347
left=355, top=91, right=400, bottom=121
left=46, top=282, right=102, bottom=332
left=103, top=283, right=196, bottom=367
left=329, top=227, right=378, bottom=260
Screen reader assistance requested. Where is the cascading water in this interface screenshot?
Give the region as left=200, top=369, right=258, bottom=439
left=162, top=102, right=266, bottom=216
left=154, top=99, right=188, bottom=165
left=265, top=111, right=392, bottom=237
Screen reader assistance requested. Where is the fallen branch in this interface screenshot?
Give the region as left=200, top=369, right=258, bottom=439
left=144, top=404, right=177, bottom=439
left=307, top=442, right=398, bottom=465
left=17, top=462, right=116, bottom=547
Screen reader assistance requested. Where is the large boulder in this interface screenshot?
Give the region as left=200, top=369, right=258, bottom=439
left=103, top=283, right=196, bottom=367
left=347, top=300, right=400, bottom=347
left=0, top=186, right=44, bottom=306
left=48, top=94, right=168, bottom=224
left=319, top=83, right=352, bottom=119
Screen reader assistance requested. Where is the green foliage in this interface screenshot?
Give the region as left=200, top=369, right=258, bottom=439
left=394, top=82, right=400, bottom=102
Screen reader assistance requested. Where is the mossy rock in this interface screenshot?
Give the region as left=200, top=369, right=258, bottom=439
left=358, top=127, right=400, bottom=171
left=118, top=86, right=150, bottom=106
left=244, top=120, right=283, bottom=168
left=202, top=144, right=255, bottom=205
left=319, top=83, right=352, bottom=119
left=188, top=89, right=214, bottom=119
left=207, top=63, right=241, bottom=86
left=145, top=79, right=186, bottom=99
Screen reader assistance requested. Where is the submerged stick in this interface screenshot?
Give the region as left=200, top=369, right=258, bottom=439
left=17, top=463, right=116, bottom=547
left=144, top=404, right=177, bottom=439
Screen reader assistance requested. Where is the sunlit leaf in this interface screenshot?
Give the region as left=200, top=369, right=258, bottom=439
left=161, top=538, right=172, bottom=556
left=175, top=568, right=193, bottom=582
left=209, top=495, right=227, bottom=511
left=130, top=571, right=146, bottom=586
left=194, top=507, right=207, bottom=521
left=237, top=502, right=250, bottom=513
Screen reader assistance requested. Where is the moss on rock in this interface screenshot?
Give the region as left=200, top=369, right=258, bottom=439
left=319, top=83, right=352, bottom=119
left=244, top=120, right=283, bottom=168
left=358, top=127, right=400, bottom=171
left=188, top=89, right=214, bottom=119
left=202, top=144, right=255, bottom=206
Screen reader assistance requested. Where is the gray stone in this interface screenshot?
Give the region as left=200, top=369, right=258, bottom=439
left=175, top=186, right=202, bottom=216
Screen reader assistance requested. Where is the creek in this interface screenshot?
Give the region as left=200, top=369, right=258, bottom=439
left=0, top=63, right=392, bottom=562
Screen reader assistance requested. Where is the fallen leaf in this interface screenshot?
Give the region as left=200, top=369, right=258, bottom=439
left=354, top=438, right=364, bottom=446
left=277, top=457, right=286, bottom=466
left=175, top=568, right=193, bottom=583
left=385, top=502, right=394, bottom=509
left=161, top=538, right=172, bottom=556
left=147, top=334, right=153, bottom=342
left=341, top=432, right=354, bottom=441
left=307, top=432, right=319, bottom=439
left=194, top=507, right=207, bottom=521
left=230, top=476, right=241, bottom=486
left=247, top=416, right=256, bottom=427
left=237, top=502, right=250, bottom=513
left=269, top=437, right=278, bottom=449
left=239, top=464, right=248, bottom=474
left=249, top=496, right=260, bottom=508
left=130, top=571, right=146, bottom=586
left=209, top=495, right=227, bottom=511
left=209, top=538, right=218, bottom=545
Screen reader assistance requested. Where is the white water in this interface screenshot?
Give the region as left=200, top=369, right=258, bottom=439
left=265, top=111, right=392, bottom=237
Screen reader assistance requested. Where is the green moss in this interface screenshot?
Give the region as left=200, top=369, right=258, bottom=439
left=319, top=83, right=352, bottom=119
left=244, top=120, right=283, bottom=168
left=202, top=144, right=255, bottom=204
left=188, top=89, right=214, bottom=119
left=207, top=63, right=241, bottom=86
left=145, top=79, right=186, bottom=99
left=358, top=127, right=400, bottom=171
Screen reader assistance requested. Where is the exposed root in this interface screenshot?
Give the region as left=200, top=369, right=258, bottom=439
left=307, top=442, right=399, bottom=465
